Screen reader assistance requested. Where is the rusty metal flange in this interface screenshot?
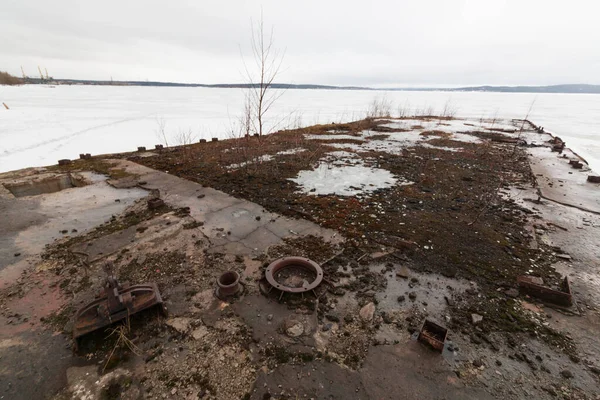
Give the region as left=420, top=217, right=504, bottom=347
left=265, top=257, right=323, bottom=293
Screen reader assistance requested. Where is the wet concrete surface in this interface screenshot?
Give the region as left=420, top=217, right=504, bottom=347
left=1, top=145, right=599, bottom=399
left=0, top=171, right=147, bottom=279
left=0, top=170, right=147, bottom=399
left=116, top=159, right=342, bottom=256
left=523, top=131, right=600, bottom=214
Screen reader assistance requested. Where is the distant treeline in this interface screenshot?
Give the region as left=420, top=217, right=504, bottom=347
left=15, top=77, right=600, bottom=94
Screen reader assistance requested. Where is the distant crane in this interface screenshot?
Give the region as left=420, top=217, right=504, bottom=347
left=20, top=66, right=27, bottom=79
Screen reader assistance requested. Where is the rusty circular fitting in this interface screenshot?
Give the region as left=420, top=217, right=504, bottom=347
left=217, top=271, right=241, bottom=297
left=265, top=257, right=323, bottom=293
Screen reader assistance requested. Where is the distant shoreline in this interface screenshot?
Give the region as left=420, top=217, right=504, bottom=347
left=19, top=79, right=600, bottom=94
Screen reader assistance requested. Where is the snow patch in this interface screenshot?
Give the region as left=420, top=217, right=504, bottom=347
left=226, top=155, right=273, bottom=170
left=277, top=148, right=307, bottom=155
left=290, top=163, right=398, bottom=196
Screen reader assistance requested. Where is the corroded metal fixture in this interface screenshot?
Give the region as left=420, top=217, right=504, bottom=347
left=265, top=257, right=323, bottom=295
left=418, top=319, right=448, bottom=352
left=155, top=144, right=164, bottom=150
left=137, top=146, right=147, bottom=152
left=147, top=198, right=165, bottom=210
left=211, top=137, right=219, bottom=142
left=58, top=159, right=71, bottom=166
left=216, top=271, right=241, bottom=298
left=587, top=175, right=600, bottom=183
left=73, top=276, right=166, bottom=351
left=517, top=276, right=573, bottom=307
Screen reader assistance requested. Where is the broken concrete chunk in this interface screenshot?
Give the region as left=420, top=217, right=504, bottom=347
left=396, top=265, right=410, bottom=279
left=556, top=254, right=572, bottom=261
left=359, top=302, right=376, bottom=322
left=166, top=317, right=192, bottom=334
left=191, top=326, right=209, bottom=341
left=286, top=322, right=304, bottom=337
left=471, top=313, right=484, bottom=325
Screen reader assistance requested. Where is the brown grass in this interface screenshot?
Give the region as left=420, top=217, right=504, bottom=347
left=0, top=71, right=23, bottom=85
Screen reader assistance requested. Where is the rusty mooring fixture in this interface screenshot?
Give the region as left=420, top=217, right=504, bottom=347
left=418, top=319, right=448, bottom=352
left=58, top=159, right=71, bottom=166
left=517, top=276, right=573, bottom=307
left=587, top=175, right=600, bottom=183
left=262, top=257, right=323, bottom=300
left=147, top=197, right=165, bottom=210
left=215, top=271, right=241, bottom=299
left=73, top=274, right=166, bottom=351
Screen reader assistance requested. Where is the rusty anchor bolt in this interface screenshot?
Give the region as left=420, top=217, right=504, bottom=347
left=217, top=271, right=241, bottom=297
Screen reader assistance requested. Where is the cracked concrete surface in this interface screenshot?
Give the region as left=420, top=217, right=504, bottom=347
left=117, top=159, right=343, bottom=255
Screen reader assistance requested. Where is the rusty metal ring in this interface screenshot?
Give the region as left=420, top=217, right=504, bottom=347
left=265, top=257, right=323, bottom=293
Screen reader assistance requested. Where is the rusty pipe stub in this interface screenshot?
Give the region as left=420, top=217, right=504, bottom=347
left=265, top=257, right=323, bottom=293
left=217, top=271, right=241, bottom=297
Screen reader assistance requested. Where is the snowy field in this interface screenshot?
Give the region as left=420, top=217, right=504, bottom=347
left=1, top=85, right=599, bottom=173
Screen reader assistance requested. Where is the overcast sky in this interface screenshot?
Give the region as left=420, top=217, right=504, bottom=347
left=2, top=0, right=599, bottom=87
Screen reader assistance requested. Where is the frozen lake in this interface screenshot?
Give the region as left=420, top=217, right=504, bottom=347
left=1, top=85, right=599, bottom=173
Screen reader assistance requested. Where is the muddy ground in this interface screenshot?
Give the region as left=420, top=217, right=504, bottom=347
left=1, top=117, right=599, bottom=399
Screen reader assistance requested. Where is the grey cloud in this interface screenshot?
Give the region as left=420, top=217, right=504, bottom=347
left=2, top=0, right=599, bottom=86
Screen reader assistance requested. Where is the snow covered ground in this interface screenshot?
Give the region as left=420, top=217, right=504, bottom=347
left=1, top=85, right=599, bottom=173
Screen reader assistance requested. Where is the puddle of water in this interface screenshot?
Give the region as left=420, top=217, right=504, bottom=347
left=372, top=264, right=470, bottom=317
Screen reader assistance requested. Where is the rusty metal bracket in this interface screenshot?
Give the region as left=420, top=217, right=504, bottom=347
left=517, top=276, right=573, bottom=307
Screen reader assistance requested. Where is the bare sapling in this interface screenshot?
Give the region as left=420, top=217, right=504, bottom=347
left=440, top=98, right=457, bottom=119
left=243, top=11, right=285, bottom=138
left=366, top=94, right=393, bottom=119
left=155, top=117, right=169, bottom=147
left=175, top=128, right=197, bottom=165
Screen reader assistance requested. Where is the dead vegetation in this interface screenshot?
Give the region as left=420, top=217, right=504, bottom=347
left=0, top=71, right=23, bottom=85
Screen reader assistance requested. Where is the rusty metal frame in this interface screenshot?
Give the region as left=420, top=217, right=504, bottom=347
left=517, top=276, right=573, bottom=307
left=418, top=319, right=447, bottom=352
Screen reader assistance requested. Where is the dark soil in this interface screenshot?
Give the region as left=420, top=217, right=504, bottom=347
left=130, top=118, right=573, bottom=353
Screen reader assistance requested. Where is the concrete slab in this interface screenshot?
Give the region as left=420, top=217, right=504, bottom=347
left=525, top=132, right=600, bottom=214
left=114, top=160, right=343, bottom=256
